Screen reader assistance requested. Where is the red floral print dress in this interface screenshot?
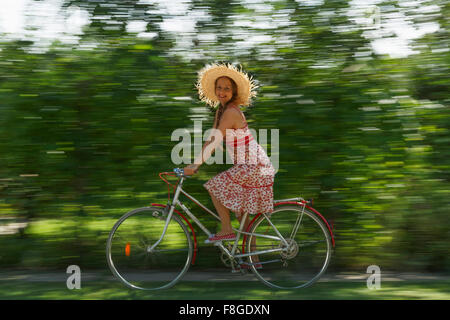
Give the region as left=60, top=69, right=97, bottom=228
left=204, top=106, right=276, bottom=215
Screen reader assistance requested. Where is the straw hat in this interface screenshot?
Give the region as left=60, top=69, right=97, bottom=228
left=196, top=62, right=258, bottom=108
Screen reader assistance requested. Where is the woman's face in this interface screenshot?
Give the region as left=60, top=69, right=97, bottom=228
left=215, top=77, right=233, bottom=106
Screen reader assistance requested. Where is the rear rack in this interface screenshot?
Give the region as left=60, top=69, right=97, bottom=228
left=273, top=197, right=313, bottom=205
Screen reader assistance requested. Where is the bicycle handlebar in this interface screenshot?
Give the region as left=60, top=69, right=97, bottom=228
left=173, top=167, right=193, bottom=178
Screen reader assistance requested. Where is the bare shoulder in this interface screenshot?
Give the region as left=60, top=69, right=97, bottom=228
left=223, top=105, right=241, bottom=118
left=221, top=108, right=238, bottom=121
left=214, top=107, right=236, bottom=128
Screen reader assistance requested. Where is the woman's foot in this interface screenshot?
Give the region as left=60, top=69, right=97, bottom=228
left=205, top=230, right=236, bottom=243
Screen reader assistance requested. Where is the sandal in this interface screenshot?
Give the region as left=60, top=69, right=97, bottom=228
left=205, top=233, right=237, bottom=243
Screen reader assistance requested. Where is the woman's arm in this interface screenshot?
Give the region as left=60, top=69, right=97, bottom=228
left=185, top=109, right=234, bottom=171
left=193, top=110, right=234, bottom=165
left=191, top=109, right=219, bottom=166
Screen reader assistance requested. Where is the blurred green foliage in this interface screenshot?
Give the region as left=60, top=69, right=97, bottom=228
left=0, top=0, right=448, bottom=273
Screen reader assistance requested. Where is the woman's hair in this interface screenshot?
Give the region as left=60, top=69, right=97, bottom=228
left=214, top=76, right=240, bottom=129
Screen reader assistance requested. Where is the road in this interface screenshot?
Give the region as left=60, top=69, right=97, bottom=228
left=1, top=269, right=449, bottom=283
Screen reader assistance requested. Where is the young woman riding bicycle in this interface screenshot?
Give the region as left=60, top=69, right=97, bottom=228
left=183, top=63, right=276, bottom=253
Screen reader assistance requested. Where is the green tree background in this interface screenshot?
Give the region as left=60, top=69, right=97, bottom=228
left=0, top=0, right=448, bottom=273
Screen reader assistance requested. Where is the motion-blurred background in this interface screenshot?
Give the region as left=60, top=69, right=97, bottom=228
left=0, top=0, right=448, bottom=275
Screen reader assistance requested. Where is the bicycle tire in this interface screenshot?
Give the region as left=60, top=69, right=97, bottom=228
left=246, top=205, right=332, bottom=289
left=106, top=206, right=193, bottom=290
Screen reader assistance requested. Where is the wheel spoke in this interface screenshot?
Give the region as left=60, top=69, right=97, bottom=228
left=289, top=204, right=305, bottom=240
left=298, top=240, right=326, bottom=248
left=151, top=248, right=190, bottom=253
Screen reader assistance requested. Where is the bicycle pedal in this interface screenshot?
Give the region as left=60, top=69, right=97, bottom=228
left=204, top=239, right=224, bottom=245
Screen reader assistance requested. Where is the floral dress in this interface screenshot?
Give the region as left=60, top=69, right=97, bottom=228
left=203, top=106, right=276, bottom=215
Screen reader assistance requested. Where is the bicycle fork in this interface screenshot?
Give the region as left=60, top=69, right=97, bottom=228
left=147, top=177, right=186, bottom=253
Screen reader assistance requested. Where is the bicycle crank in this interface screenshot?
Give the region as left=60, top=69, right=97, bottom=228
left=219, top=245, right=243, bottom=272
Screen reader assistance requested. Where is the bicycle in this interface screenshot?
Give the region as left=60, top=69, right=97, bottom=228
left=106, top=168, right=335, bottom=290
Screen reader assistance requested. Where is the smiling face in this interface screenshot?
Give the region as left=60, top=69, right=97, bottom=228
left=215, top=76, right=236, bottom=106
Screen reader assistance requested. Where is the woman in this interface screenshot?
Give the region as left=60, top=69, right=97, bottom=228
left=183, top=63, right=276, bottom=249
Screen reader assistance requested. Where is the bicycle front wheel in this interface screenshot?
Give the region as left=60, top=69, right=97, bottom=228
left=106, top=206, right=193, bottom=290
left=246, top=205, right=332, bottom=289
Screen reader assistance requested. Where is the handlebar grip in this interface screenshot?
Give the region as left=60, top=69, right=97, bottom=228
left=173, top=168, right=182, bottom=177
left=173, top=167, right=192, bottom=178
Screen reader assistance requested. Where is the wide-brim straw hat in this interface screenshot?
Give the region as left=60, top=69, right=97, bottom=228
left=196, top=62, right=258, bottom=108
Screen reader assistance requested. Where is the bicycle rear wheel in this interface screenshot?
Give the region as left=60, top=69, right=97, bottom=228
left=106, top=206, right=192, bottom=290
left=246, top=205, right=332, bottom=289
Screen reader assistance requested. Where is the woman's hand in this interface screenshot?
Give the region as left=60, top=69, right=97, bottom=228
left=183, top=164, right=199, bottom=176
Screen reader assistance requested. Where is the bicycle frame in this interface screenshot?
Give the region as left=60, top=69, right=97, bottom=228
left=150, top=174, right=291, bottom=266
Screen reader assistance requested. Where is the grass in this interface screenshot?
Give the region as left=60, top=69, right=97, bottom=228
left=0, top=279, right=449, bottom=300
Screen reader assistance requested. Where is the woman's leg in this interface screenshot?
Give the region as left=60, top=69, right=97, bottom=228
left=236, top=214, right=260, bottom=264
left=209, top=191, right=234, bottom=235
